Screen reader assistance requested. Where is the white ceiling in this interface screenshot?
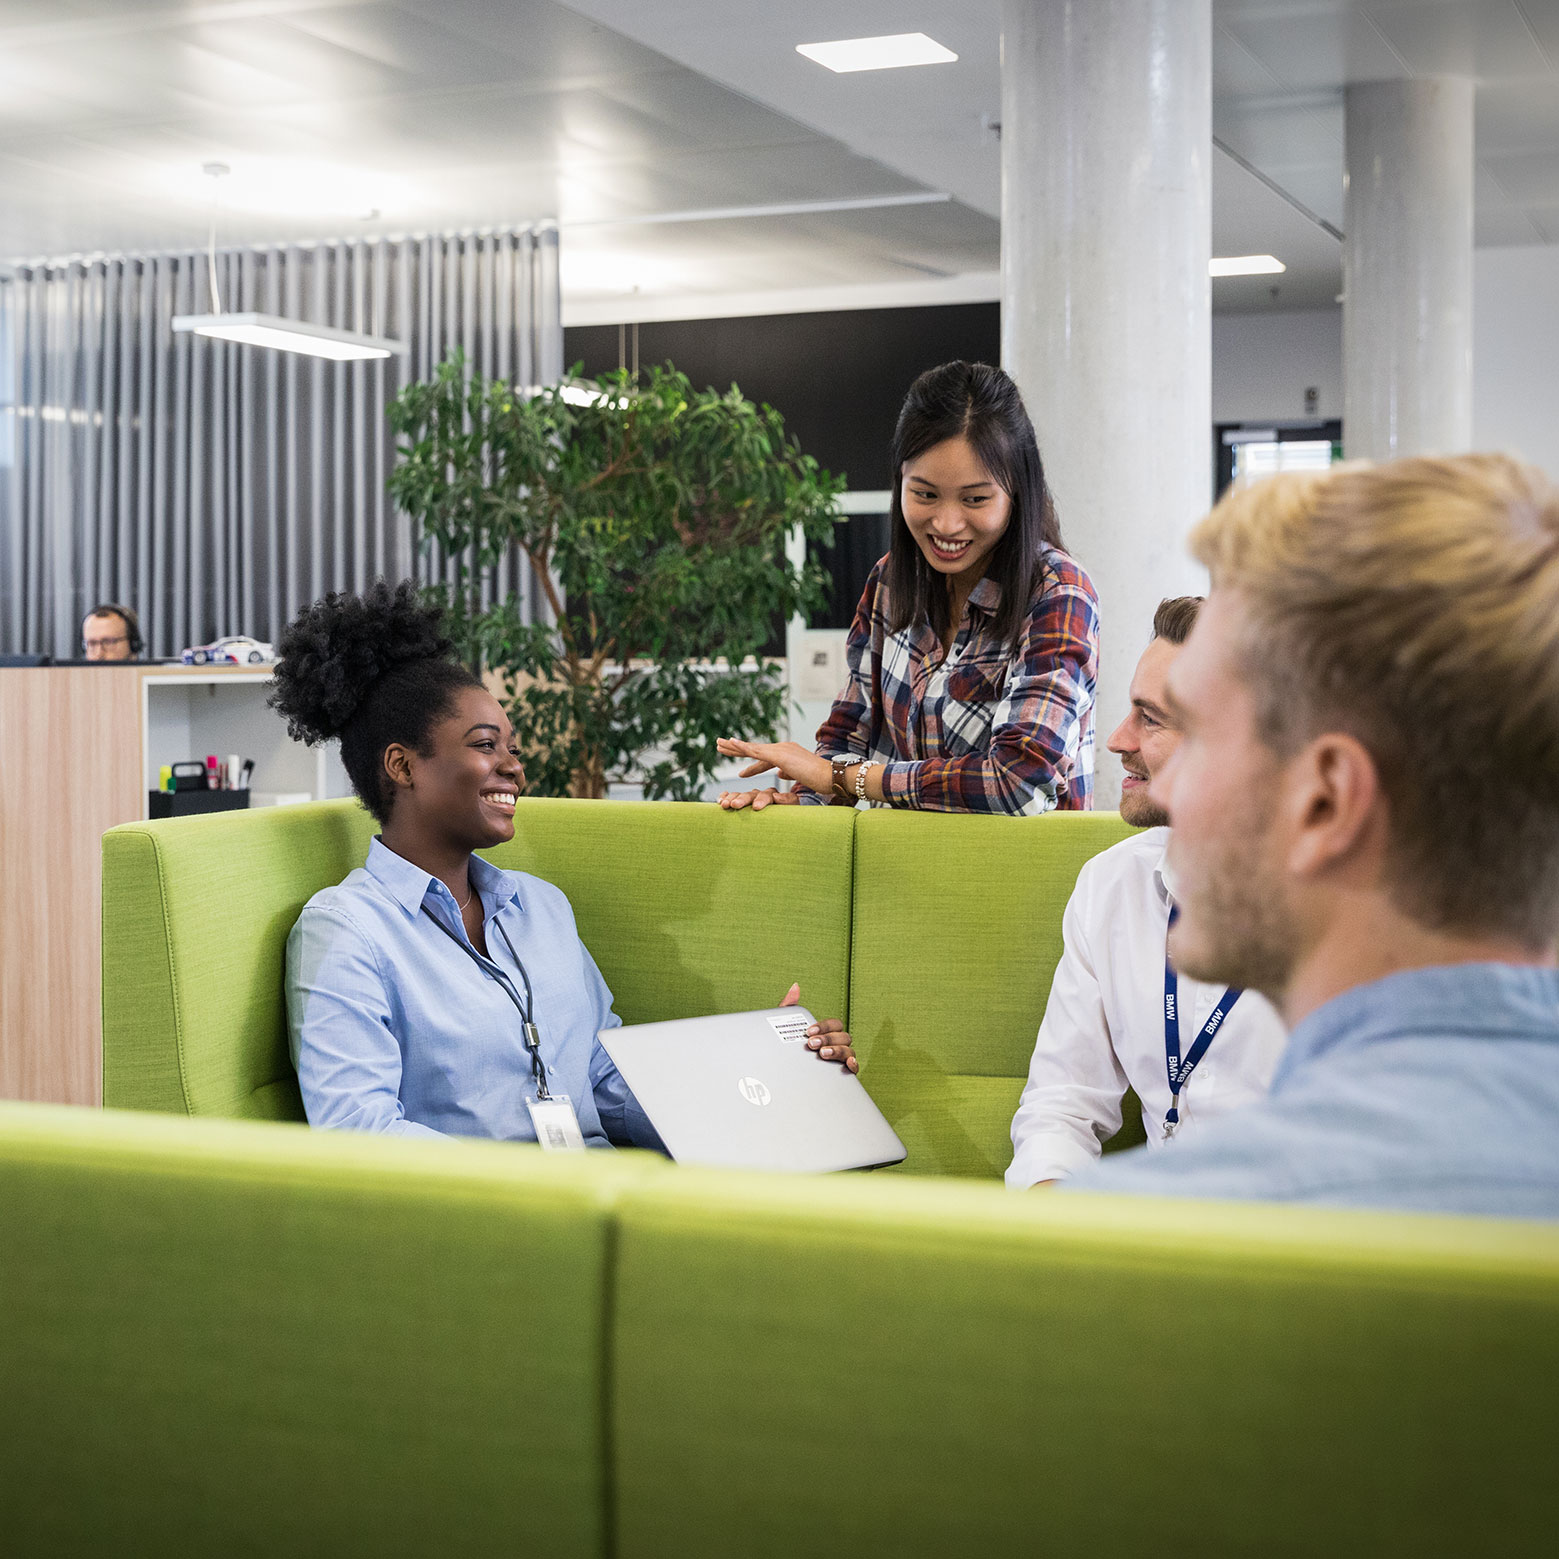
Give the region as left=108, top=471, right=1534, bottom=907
left=0, top=0, right=1554, bottom=318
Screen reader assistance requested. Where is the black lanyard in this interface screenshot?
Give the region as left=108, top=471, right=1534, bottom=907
left=422, top=901, right=551, bottom=1099
left=1162, top=906, right=1241, bottom=1139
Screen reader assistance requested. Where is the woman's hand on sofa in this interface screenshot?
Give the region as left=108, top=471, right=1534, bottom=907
left=778, top=981, right=858, bottom=1072
left=716, top=784, right=800, bottom=811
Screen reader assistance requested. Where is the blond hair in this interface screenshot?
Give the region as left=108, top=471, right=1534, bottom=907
left=1192, top=454, right=1559, bottom=947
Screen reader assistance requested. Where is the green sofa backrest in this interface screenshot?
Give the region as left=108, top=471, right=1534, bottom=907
left=848, top=809, right=1136, bottom=1176
left=6, top=1102, right=1555, bottom=1556
left=611, top=1166, right=1559, bottom=1558
left=0, top=1101, right=663, bottom=1557
left=103, top=799, right=857, bottom=1123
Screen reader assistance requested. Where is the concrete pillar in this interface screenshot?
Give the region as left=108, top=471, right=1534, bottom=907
left=1000, top=0, right=1211, bottom=808
left=1344, top=78, right=1474, bottom=459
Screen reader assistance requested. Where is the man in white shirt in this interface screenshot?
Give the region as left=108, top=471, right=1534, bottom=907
left=1006, top=597, right=1288, bottom=1188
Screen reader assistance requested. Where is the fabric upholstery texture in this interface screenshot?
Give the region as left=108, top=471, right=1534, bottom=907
left=0, top=1101, right=663, bottom=1558
left=610, top=1167, right=1559, bottom=1558
left=848, top=809, right=1137, bottom=1176
left=102, top=801, right=375, bottom=1120
left=480, top=799, right=856, bottom=1025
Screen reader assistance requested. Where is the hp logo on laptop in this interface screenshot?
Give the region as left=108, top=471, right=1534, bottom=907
left=737, top=1076, right=772, bottom=1107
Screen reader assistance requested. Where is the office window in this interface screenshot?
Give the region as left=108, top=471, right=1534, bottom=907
left=1234, top=438, right=1337, bottom=482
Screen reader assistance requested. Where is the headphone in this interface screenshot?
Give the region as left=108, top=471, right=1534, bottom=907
left=87, top=603, right=144, bottom=656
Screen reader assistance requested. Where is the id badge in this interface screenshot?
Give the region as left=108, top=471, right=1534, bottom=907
left=526, top=1094, right=587, bottom=1153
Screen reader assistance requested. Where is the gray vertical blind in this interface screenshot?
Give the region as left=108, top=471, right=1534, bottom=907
left=0, top=225, right=561, bottom=659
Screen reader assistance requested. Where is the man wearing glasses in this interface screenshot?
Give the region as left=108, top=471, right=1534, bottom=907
left=81, top=604, right=143, bottom=662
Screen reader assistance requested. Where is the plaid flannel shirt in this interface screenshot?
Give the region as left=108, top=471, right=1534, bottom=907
left=798, top=548, right=1098, bottom=814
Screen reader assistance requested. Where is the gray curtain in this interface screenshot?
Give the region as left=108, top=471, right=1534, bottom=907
left=0, top=226, right=561, bottom=659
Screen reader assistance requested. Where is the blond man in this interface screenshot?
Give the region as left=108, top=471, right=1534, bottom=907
left=1067, top=455, right=1559, bottom=1217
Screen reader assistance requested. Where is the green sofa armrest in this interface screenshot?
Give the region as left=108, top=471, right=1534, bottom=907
left=102, top=800, right=376, bottom=1118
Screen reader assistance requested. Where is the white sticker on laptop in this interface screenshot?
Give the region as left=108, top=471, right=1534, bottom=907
left=765, top=1012, right=813, bottom=1045
left=526, top=1094, right=587, bottom=1152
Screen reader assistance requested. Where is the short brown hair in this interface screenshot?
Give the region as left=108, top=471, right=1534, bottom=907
left=1151, top=595, right=1203, bottom=646
left=1191, top=454, right=1559, bottom=948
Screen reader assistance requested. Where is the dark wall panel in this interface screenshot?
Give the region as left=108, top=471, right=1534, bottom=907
left=564, top=304, right=1001, bottom=629
left=564, top=303, right=1000, bottom=493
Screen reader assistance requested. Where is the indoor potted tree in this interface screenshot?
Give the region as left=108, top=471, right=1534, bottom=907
left=388, top=355, right=843, bottom=799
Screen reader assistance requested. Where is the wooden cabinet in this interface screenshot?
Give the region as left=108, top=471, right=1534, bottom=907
left=0, top=664, right=347, bottom=1105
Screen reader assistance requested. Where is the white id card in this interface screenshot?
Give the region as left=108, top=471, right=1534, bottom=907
left=526, top=1094, right=587, bottom=1152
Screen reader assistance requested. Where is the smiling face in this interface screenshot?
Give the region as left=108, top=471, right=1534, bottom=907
left=388, top=685, right=526, bottom=851
left=1150, top=590, right=1300, bottom=997
left=900, top=434, right=1013, bottom=586
left=1107, top=635, right=1184, bottom=828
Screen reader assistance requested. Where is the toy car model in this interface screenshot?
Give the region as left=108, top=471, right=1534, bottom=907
left=181, top=636, right=276, bottom=666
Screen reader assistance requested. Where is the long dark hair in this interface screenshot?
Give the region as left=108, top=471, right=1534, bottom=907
left=885, top=361, right=1062, bottom=649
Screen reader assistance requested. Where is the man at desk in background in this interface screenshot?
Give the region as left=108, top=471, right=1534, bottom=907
left=81, top=604, right=143, bottom=661
left=1006, top=596, right=1288, bottom=1188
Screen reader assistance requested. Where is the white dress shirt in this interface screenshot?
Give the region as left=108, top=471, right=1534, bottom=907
left=1006, top=826, right=1289, bottom=1188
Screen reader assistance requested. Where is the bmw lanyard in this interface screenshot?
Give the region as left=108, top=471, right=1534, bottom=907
left=1162, top=905, right=1241, bottom=1140
left=422, top=902, right=552, bottom=1100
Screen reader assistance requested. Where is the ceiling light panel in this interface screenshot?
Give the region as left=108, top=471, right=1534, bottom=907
left=796, top=34, right=958, bottom=74
left=1209, top=254, right=1286, bottom=277
left=172, top=313, right=407, bottom=361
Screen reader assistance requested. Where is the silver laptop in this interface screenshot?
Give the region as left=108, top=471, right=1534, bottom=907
left=598, top=1006, right=907, bottom=1173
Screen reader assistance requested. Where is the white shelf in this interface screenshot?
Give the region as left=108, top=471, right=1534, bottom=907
left=139, top=668, right=349, bottom=819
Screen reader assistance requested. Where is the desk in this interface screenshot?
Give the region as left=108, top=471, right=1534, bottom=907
left=0, top=664, right=347, bottom=1105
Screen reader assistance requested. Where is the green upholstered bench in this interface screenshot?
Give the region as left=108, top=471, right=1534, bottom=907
left=101, top=799, right=1132, bottom=1179
left=0, top=1101, right=665, bottom=1557
left=610, top=1166, right=1559, bottom=1558
left=3, top=1101, right=1555, bottom=1556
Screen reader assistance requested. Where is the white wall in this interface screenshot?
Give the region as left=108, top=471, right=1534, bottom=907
left=1210, top=248, right=1559, bottom=480
left=1473, top=246, right=1559, bottom=480
left=1212, top=308, right=1342, bottom=424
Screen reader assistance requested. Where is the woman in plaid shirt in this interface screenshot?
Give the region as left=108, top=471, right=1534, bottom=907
left=717, top=361, right=1099, bottom=814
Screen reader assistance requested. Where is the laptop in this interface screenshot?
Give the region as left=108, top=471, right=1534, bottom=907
left=598, top=1006, right=907, bottom=1173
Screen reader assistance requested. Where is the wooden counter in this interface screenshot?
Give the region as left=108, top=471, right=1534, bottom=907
left=0, top=664, right=345, bottom=1105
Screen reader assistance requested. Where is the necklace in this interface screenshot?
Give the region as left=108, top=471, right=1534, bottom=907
left=454, top=876, right=474, bottom=911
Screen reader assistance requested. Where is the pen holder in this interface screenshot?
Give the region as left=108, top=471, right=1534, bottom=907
left=148, top=788, right=251, bottom=819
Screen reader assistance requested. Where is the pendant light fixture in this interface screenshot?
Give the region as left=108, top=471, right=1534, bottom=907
left=171, top=162, right=408, bottom=362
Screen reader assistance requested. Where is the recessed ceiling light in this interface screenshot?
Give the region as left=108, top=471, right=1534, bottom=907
left=1210, top=254, right=1286, bottom=277
left=796, top=33, right=958, bottom=73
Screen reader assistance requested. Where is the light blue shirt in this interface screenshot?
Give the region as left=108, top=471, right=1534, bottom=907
left=1064, top=964, right=1559, bottom=1219
left=286, top=837, right=661, bottom=1149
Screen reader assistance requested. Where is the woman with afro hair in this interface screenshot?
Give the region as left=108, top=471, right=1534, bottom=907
left=272, top=580, right=855, bottom=1148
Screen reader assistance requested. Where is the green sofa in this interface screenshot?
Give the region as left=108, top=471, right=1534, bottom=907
left=100, top=797, right=1140, bottom=1175
left=3, top=1101, right=1554, bottom=1556
left=37, top=798, right=1543, bottom=1553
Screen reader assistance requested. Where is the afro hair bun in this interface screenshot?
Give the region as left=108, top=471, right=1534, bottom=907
left=268, top=580, right=457, bottom=746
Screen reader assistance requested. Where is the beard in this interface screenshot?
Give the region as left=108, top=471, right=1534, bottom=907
left=1170, top=790, right=1299, bottom=1000
left=1119, top=783, right=1170, bottom=829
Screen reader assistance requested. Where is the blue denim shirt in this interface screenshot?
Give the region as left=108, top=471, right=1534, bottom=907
left=286, top=837, right=660, bottom=1149
left=1064, top=964, right=1559, bottom=1219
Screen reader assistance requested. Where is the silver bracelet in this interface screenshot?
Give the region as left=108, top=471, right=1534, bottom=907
left=854, top=760, right=880, bottom=801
